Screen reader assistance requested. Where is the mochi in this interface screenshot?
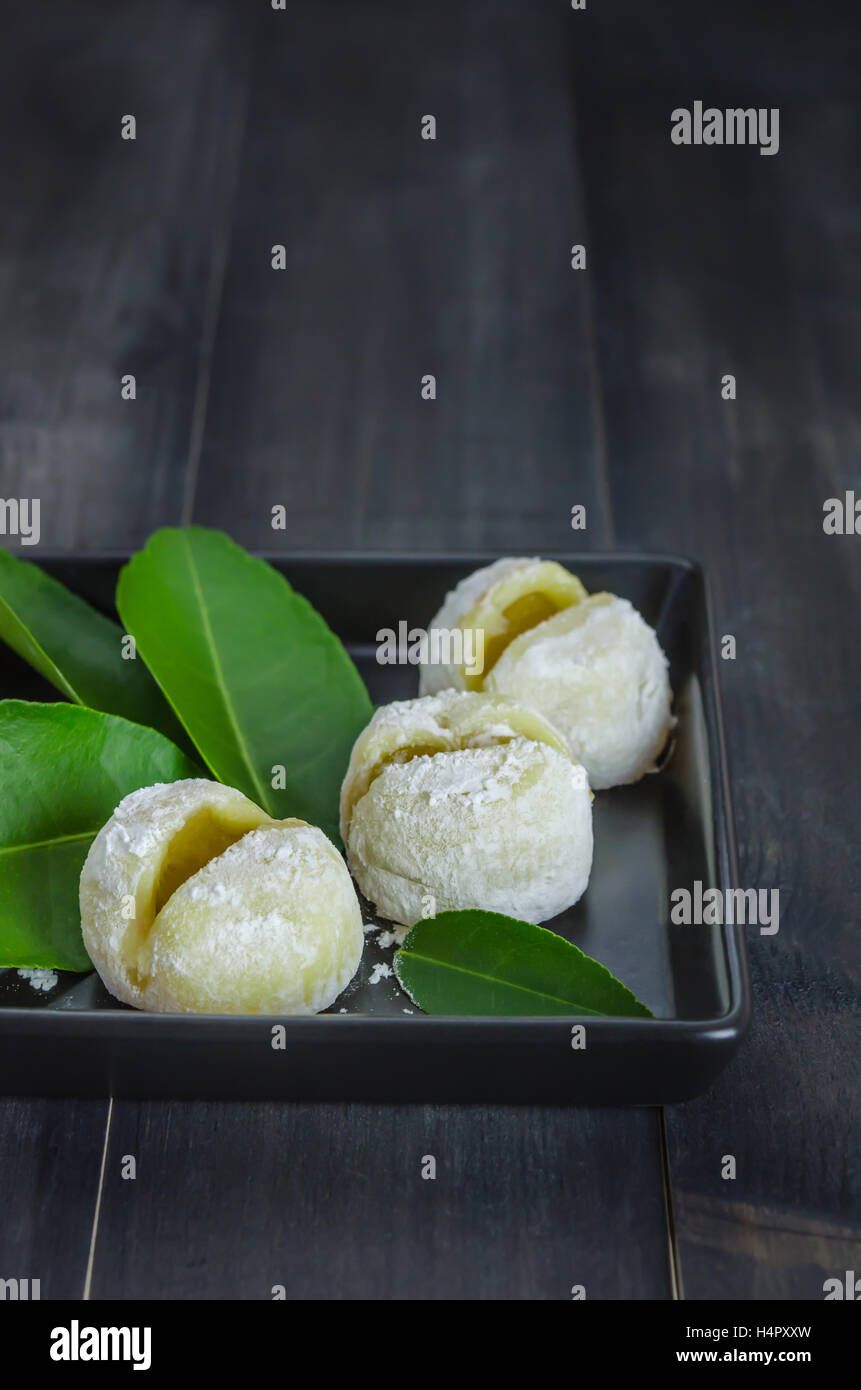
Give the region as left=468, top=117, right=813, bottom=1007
left=80, top=779, right=362, bottom=1014
left=340, top=689, right=593, bottom=927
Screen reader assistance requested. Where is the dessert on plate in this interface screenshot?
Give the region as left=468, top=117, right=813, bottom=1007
left=340, top=688, right=593, bottom=927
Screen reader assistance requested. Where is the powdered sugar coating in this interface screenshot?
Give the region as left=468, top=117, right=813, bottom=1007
left=419, top=557, right=586, bottom=695
left=80, top=780, right=362, bottom=1015
left=486, top=594, right=674, bottom=789
left=143, top=824, right=363, bottom=1014
left=340, top=686, right=569, bottom=842
left=81, top=780, right=268, bottom=885
left=420, top=558, right=534, bottom=695
left=345, top=713, right=593, bottom=926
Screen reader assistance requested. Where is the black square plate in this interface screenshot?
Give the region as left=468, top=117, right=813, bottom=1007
left=0, top=553, right=750, bottom=1102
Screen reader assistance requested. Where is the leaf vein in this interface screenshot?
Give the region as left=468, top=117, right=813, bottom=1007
left=397, top=951, right=605, bottom=1013
left=182, top=535, right=270, bottom=810
left=0, top=829, right=96, bottom=857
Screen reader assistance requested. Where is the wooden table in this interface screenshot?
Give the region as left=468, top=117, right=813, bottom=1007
left=1, top=0, right=858, bottom=1300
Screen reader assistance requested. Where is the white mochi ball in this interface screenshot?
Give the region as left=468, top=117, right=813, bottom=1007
left=80, top=779, right=363, bottom=1015
left=419, top=556, right=587, bottom=695
left=486, top=593, right=674, bottom=789
left=340, top=689, right=593, bottom=927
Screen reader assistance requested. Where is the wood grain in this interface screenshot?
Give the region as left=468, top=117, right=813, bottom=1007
left=570, top=0, right=861, bottom=1299
left=191, top=0, right=611, bottom=552
left=89, top=1100, right=671, bottom=1300
left=0, top=0, right=249, bottom=551
left=0, top=0, right=250, bottom=1300
left=0, top=1099, right=108, bottom=1298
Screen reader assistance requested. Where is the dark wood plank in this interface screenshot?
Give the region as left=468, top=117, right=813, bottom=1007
left=0, top=1098, right=108, bottom=1298
left=0, top=0, right=249, bottom=551
left=191, top=0, right=612, bottom=552
left=90, top=1100, right=671, bottom=1300
left=0, top=0, right=251, bottom=1300
left=571, top=0, right=861, bottom=1299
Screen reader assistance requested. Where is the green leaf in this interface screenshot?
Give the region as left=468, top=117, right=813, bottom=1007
left=0, top=700, right=201, bottom=971
left=0, top=547, right=189, bottom=748
left=394, top=911, right=654, bottom=1017
left=116, top=527, right=373, bottom=845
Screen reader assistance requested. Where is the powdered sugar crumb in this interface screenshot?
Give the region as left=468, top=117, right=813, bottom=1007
left=17, top=968, right=58, bottom=992
left=376, top=737, right=565, bottom=811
